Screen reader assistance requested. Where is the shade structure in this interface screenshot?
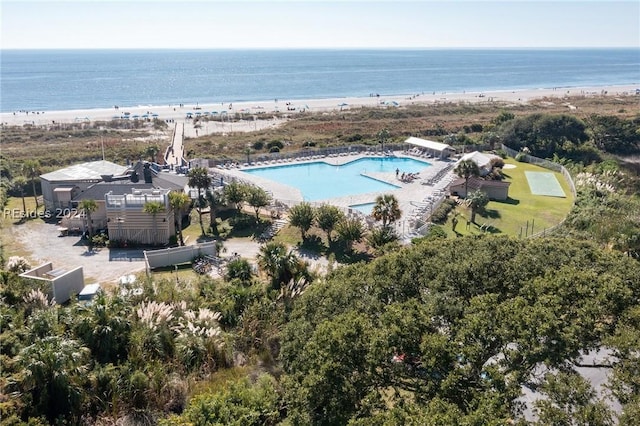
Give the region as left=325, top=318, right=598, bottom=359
left=405, top=136, right=455, bottom=159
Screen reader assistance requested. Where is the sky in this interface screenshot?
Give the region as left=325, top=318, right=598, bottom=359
left=1, top=0, right=639, bottom=49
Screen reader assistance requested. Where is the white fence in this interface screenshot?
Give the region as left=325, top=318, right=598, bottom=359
left=144, top=241, right=217, bottom=271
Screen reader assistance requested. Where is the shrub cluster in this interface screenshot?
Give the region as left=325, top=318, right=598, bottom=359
left=430, top=199, right=457, bottom=224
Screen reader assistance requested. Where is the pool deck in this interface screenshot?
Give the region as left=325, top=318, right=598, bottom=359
left=211, top=151, right=456, bottom=234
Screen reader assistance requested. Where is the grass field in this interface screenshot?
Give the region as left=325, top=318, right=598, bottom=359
left=0, top=196, right=46, bottom=259
left=442, top=158, right=574, bottom=238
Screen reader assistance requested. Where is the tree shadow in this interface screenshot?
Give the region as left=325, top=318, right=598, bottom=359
left=298, top=235, right=327, bottom=254
left=480, top=209, right=502, bottom=219
left=494, top=197, right=520, bottom=205
left=225, top=213, right=270, bottom=239
left=330, top=241, right=372, bottom=264
left=473, top=222, right=502, bottom=234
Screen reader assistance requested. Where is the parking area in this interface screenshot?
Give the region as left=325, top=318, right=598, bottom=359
left=8, top=220, right=147, bottom=284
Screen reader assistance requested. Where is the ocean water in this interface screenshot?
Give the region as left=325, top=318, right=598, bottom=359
left=1, top=48, right=638, bottom=112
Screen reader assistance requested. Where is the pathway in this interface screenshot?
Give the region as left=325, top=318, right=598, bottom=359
left=165, top=122, right=185, bottom=167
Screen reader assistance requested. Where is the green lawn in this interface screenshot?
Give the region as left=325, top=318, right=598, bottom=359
left=442, top=158, right=574, bottom=238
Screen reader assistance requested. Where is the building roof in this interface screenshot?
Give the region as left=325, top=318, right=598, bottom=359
left=450, top=176, right=511, bottom=189
left=405, top=136, right=453, bottom=152
left=153, top=171, right=189, bottom=191
left=73, top=182, right=154, bottom=202
left=458, top=151, right=497, bottom=169
left=40, top=160, right=128, bottom=182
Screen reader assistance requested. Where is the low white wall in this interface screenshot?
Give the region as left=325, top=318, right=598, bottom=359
left=144, top=242, right=217, bottom=270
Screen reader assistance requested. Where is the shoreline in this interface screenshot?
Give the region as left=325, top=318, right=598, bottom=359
left=1, top=84, right=638, bottom=127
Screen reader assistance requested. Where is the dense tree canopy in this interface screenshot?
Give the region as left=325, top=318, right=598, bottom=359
left=498, top=113, right=589, bottom=159
left=281, top=236, right=640, bottom=424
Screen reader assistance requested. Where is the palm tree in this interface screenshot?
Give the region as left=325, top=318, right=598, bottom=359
left=372, top=194, right=402, bottom=229
left=168, top=191, right=191, bottom=246
left=188, top=167, right=212, bottom=235
left=288, top=202, right=315, bottom=240
left=465, top=190, right=489, bottom=223
left=315, top=204, right=345, bottom=244
left=377, top=128, right=390, bottom=154
left=143, top=201, right=166, bottom=245
left=454, top=159, right=481, bottom=197
left=205, top=189, right=225, bottom=233
left=17, top=336, right=90, bottom=423
left=144, top=144, right=160, bottom=163
left=78, top=199, right=98, bottom=250
left=257, top=241, right=306, bottom=290
left=336, top=217, right=364, bottom=252
left=11, top=175, right=28, bottom=214
left=23, top=159, right=41, bottom=210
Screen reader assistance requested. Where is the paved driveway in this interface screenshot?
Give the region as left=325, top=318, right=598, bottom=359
left=8, top=221, right=147, bottom=284
left=9, top=222, right=331, bottom=285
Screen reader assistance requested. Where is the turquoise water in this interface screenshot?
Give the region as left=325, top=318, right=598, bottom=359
left=350, top=202, right=376, bottom=215
left=244, top=157, right=430, bottom=201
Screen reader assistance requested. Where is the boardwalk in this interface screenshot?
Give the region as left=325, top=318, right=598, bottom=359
left=165, top=122, right=185, bottom=167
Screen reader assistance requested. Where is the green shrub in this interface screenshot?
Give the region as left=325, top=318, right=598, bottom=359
left=251, top=141, right=265, bottom=150
left=430, top=199, right=456, bottom=224
left=267, top=140, right=283, bottom=150
left=515, top=152, right=528, bottom=162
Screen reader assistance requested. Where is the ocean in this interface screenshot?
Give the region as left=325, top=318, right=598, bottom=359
left=1, top=48, right=638, bottom=113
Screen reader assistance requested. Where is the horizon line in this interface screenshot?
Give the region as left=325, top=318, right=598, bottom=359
left=2, top=46, right=639, bottom=51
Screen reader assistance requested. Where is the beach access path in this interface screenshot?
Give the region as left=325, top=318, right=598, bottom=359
left=165, top=122, right=185, bottom=167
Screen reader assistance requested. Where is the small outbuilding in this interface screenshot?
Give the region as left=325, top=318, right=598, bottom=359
left=20, top=262, right=84, bottom=304
left=450, top=176, right=511, bottom=201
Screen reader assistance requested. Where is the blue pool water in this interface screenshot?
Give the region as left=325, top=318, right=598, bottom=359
left=244, top=157, right=430, bottom=201
left=350, top=202, right=376, bottom=215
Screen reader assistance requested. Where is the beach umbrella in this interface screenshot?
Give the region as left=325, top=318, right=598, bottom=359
left=141, top=114, right=149, bottom=118
left=339, top=102, right=348, bottom=111
left=111, top=115, right=120, bottom=119
left=210, top=111, right=218, bottom=115
left=151, top=113, right=159, bottom=118
left=132, top=114, right=140, bottom=119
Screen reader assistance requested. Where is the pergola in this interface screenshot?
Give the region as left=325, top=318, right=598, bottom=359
left=405, top=137, right=455, bottom=159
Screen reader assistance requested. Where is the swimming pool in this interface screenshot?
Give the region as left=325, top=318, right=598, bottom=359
left=243, top=157, right=430, bottom=201
left=350, top=202, right=376, bottom=215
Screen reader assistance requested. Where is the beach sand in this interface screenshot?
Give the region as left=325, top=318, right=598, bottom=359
left=2, top=84, right=637, bottom=128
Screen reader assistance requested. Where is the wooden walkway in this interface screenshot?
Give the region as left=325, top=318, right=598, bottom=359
left=165, top=122, right=185, bottom=167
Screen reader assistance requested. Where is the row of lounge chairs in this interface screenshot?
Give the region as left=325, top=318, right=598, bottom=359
left=213, top=149, right=396, bottom=169
left=406, top=190, right=446, bottom=225
left=406, top=148, right=438, bottom=159
left=421, top=164, right=454, bottom=186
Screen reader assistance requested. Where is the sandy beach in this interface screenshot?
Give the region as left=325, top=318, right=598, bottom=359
left=2, top=84, right=638, bottom=128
